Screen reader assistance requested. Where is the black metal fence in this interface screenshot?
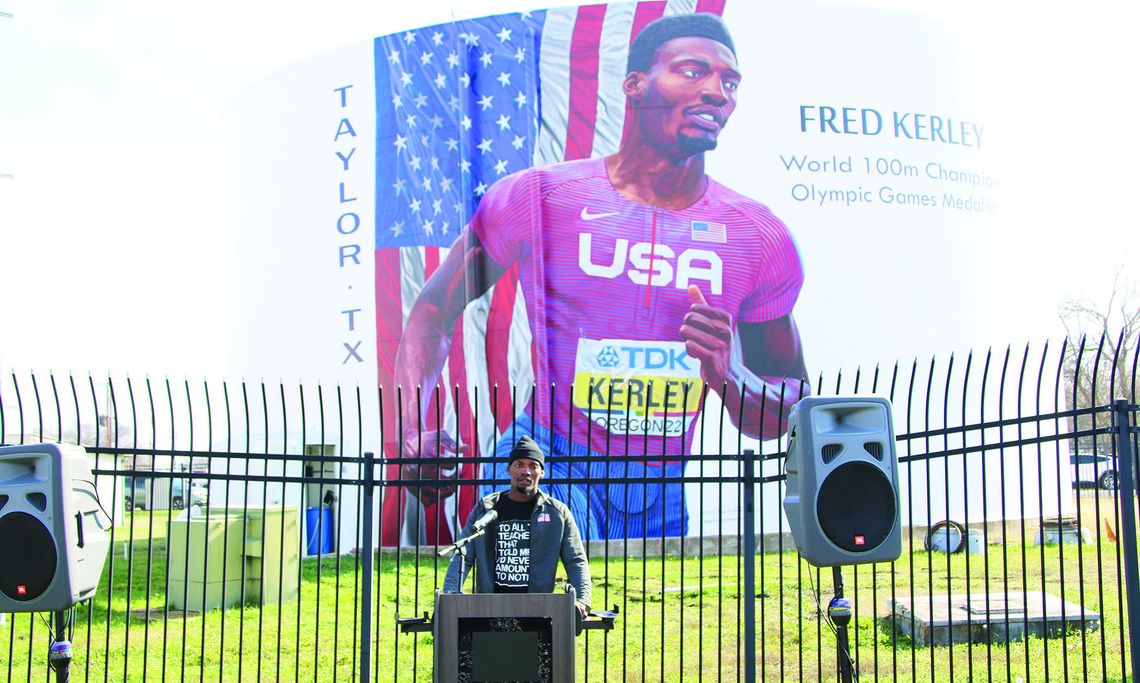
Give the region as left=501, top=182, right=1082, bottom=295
left=1, top=334, right=1137, bottom=682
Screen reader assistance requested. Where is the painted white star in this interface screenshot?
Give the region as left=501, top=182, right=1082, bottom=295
left=393, top=134, right=408, bottom=151
left=440, top=177, right=454, bottom=191
left=494, top=159, right=508, bottom=175
left=421, top=176, right=432, bottom=191
left=478, top=94, right=494, bottom=111
left=430, top=156, right=440, bottom=170
left=422, top=219, right=434, bottom=235
left=460, top=32, right=479, bottom=47
left=460, top=73, right=471, bottom=88
left=515, top=92, right=527, bottom=108
left=392, top=94, right=404, bottom=108
left=441, top=220, right=451, bottom=234
left=511, top=135, right=525, bottom=150
left=460, top=159, right=472, bottom=173
left=409, top=197, right=422, bottom=213
left=420, top=134, right=429, bottom=146
left=403, top=31, right=416, bottom=44
left=476, top=137, right=493, bottom=154
left=399, top=71, right=412, bottom=87
left=453, top=202, right=464, bottom=214
left=445, top=138, right=459, bottom=152
left=390, top=221, right=405, bottom=237
left=420, top=51, right=432, bottom=65
left=520, top=10, right=532, bottom=19
left=432, top=198, right=443, bottom=214
left=388, top=49, right=401, bottom=64
left=449, top=96, right=460, bottom=111
left=474, top=182, right=488, bottom=196
left=497, top=71, right=511, bottom=88
left=429, top=115, right=443, bottom=129
left=496, top=114, right=511, bottom=131
left=514, top=47, right=525, bottom=64
left=409, top=155, right=422, bottom=171
left=413, top=93, right=428, bottom=108
left=480, top=51, right=493, bottom=68
left=432, top=31, right=444, bottom=46
left=434, top=73, right=446, bottom=89
left=460, top=115, right=472, bottom=131
left=405, top=113, right=417, bottom=128
left=446, top=51, right=460, bottom=68
left=497, top=27, right=512, bottom=43
left=393, top=178, right=406, bottom=193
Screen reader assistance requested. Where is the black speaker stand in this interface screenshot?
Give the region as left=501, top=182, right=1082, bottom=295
left=48, top=609, right=72, bottom=682
left=828, top=566, right=855, bottom=683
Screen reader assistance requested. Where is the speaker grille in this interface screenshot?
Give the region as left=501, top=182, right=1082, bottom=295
left=864, top=442, right=884, bottom=461
left=26, top=492, right=48, bottom=511
left=816, top=462, right=896, bottom=553
left=0, top=511, right=58, bottom=601
left=820, top=444, right=842, bottom=464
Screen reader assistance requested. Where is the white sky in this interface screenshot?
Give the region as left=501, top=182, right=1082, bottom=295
left=1, top=0, right=1137, bottom=378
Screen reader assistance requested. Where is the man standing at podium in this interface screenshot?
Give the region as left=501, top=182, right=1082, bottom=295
left=444, top=436, right=592, bottom=619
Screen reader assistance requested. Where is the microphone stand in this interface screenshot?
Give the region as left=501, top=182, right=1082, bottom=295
left=438, top=526, right=490, bottom=594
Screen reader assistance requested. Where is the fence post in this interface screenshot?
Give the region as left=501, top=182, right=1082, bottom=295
left=742, top=447, right=756, bottom=683
left=359, top=450, right=376, bottom=683
left=1114, top=399, right=1140, bottom=681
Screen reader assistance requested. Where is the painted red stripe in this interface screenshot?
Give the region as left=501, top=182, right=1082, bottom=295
left=620, top=1, right=668, bottom=145
left=423, top=245, right=441, bottom=279
left=486, top=263, right=521, bottom=433
left=436, top=313, right=474, bottom=545
left=374, top=248, right=404, bottom=397
left=695, top=0, right=727, bottom=14
left=374, top=247, right=406, bottom=546
left=563, top=4, right=608, bottom=161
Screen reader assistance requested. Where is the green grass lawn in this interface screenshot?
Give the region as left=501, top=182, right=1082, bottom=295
left=1, top=498, right=1133, bottom=682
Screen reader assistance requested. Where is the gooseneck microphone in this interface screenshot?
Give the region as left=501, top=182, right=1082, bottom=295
left=439, top=509, right=499, bottom=558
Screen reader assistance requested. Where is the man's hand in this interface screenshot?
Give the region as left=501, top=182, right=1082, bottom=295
left=679, top=285, right=735, bottom=389
left=399, top=429, right=466, bottom=505
left=575, top=601, right=589, bottom=620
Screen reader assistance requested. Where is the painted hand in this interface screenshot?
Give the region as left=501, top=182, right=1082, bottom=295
left=679, top=285, right=734, bottom=389
left=399, top=429, right=466, bottom=505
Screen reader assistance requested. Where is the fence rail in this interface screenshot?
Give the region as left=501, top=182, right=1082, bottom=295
left=1, top=335, right=1138, bottom=681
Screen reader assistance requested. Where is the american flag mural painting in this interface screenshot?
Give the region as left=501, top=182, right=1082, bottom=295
left=374, top=0, right=727, bottom=546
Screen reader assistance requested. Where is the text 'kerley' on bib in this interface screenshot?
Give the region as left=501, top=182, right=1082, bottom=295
left=572, top=338, right=703, bottom=438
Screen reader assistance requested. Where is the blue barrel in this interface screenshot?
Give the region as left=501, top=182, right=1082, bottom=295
left=305, top=507, right=334, bottom=555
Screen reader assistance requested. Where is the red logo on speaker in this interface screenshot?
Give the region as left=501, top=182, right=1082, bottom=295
left=854, top=535, right=865, bottom=546
left=16, top=584, right=26, bottom=595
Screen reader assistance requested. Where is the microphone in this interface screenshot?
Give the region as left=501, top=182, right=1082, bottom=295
left=471, top=509, right=499, bottom=532
left=438, top=509, right=499, bottom=559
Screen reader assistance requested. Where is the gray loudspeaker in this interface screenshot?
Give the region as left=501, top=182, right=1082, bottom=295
left=782, top=396, right=901, bottom=567
left=0, top=443, right=111, bottom=612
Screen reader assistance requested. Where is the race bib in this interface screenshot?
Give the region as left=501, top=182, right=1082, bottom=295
left=572, top=338, right=703, bottom=437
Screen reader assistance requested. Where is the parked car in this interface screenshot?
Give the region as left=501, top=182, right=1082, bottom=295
left=1070, top=453, right=1118, bottom=490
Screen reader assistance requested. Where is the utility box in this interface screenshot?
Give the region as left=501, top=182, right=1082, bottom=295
left=167, top=506, right=299, bottom=612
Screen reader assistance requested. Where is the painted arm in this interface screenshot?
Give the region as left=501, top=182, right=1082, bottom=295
left=394, top=228, right=507, bottom=503
left=679, top=286, right=810, bottom=439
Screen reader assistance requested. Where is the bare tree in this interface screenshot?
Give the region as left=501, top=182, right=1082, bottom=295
left=1060, top=270, right=1139, bottom=454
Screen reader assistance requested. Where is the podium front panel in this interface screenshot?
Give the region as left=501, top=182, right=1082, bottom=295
left=434, top=593, right=574, bottom=683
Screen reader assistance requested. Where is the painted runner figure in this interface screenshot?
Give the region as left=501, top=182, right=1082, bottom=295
left=398, top=13, right=810, bottom=538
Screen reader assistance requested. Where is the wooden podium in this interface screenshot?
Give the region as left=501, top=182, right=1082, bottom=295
left=432, top=591, right=575, bottom=683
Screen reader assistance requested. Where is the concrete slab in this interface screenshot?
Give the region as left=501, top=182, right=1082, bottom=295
left=891, top=591, right=1100, bottom=646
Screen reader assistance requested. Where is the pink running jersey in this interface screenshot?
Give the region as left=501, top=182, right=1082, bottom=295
left=470, top=157, right=803, bottom=458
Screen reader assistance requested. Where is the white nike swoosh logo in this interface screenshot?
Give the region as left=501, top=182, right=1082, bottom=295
left=580, top=207, right=620, bottom=221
